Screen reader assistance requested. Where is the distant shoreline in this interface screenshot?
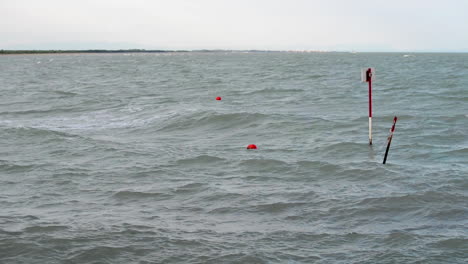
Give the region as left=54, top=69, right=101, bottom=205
left=0, top=49, right=336, bottom=55
left=0, top=49, right=277, bottom=55
left=0, top=49, right=188, bottom=55
left=1, top=49, right=466, bottom=55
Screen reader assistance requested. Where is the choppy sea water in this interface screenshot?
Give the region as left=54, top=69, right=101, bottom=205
left=0, top=52, right=467, bottom=263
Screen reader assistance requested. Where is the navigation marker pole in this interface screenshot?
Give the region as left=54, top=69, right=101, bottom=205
left=383, top=116, right=398, bottom=164
left=362, top=68, right=374, bottom=145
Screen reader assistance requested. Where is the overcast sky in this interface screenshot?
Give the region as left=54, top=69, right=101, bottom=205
left=2, top=0, right=468, bottom=51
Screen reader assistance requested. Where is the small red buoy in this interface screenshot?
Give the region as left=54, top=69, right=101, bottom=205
left=246, top=144, right=257, bottom=150
left=216, top=96, right=222, bottom=100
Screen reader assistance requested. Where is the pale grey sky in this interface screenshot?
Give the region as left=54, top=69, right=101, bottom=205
left=2, top=0, right=468, bottom=51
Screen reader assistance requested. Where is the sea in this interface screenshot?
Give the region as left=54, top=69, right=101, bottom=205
left=0, top=52, right=467, bottom=263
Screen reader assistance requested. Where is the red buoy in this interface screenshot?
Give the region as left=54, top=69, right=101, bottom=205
left=216, top=96, right=222, bottom=100
left=246, top=144, right=257, bottom=149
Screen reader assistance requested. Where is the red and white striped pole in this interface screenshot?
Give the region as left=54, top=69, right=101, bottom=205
left=366, top=68, right=373, bottom=145
left=383, top=116, right=398, bottom=164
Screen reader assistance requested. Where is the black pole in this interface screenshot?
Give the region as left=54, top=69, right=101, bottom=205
left=383, top=116, right=398, bottom=164
left=383, top=136, right=393, bottom=164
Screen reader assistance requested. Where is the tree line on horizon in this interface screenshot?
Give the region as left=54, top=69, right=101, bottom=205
left=0, top=49, right=189, bottom=54
left=0, top=49, right=293, bottom=55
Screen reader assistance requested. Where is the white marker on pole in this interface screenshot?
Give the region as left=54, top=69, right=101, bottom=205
left=362, top=68, right=374, bottom=145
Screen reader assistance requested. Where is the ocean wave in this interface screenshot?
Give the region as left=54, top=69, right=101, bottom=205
left=295, top=160, right=341, bottom=170
left=431, top=238, right=468, bottom=249
left=406, top=146, right=468, bottom=161
left=356, top=191, right=466, bottom=207
left=23, top=225, right=69, bottom=233
left=441, top=147, right=468, bottom=155
left=314, top=191, right=466, bottom=231
left=235, top=159, right=294, bottom=176
left=113, top=190, right=171, bottom=200
left=46, top=90, right=79, bottom=97
left=251, top=201, right=309, bottom=213
left=155, top=111, right=269, bottom=132
left=244, top=88, right=305, bottom=95
left=2, top=126, right=79, bottom=140
left=427, top=208, right=467, bottom=221
left=208, top=206, right=243, bottom=214
left=65, top=245, right=139, bottom=263
left=351, top=114, right=416, bottom=122
left=172, top=182, right=208, bottom=194
left=202, top=192, right=244, bottom=203
left=176, top=155, right=226, bottom=165
left=238, top=158, right=289, bottom=168
left=199, top=253, right=268, bottom=264
left=0, top=241, right=38, bottom=260
left=334, top=167, right=388, bottom=180
left=0, top=107, right=78, bottom=116
left=0, top=228, right=24, bottom=236
left=380, top=231, right=420, bottom=248
left=20, top=110, right=159, bottom=131
left=321, top=142, right=368, bottom=156
left=0, top=160, right=44, bottom=172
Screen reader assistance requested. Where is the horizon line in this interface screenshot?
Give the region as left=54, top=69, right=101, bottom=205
left=1, top=49, right=468, bottom=54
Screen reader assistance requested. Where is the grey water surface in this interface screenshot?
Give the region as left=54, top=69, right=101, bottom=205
left=0, top=52, right=467, bottom=263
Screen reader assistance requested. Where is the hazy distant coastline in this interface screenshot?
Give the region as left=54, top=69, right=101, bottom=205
left=0, top=49, right=335, bottom=55
left=0, top=49, right=187, bottom=55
